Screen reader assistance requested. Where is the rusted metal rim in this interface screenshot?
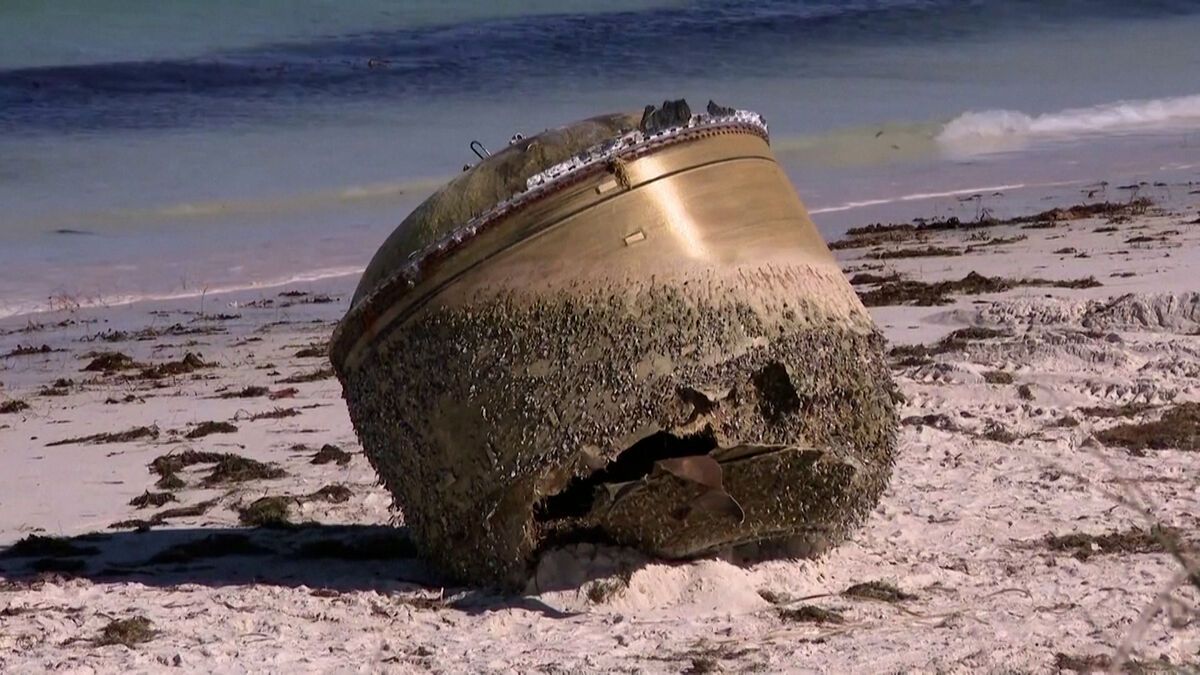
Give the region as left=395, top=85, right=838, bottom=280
left=330, top=113, right=770, bottom=374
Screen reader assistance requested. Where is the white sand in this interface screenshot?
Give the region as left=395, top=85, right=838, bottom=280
left=2, top=201, right=1199, bottom=673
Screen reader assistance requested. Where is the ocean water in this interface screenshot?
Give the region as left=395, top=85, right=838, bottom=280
left=2, top=0, right=1199, bottom=319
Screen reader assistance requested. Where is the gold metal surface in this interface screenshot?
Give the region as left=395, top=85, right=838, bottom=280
left=335, top=131, right=859, bottom=372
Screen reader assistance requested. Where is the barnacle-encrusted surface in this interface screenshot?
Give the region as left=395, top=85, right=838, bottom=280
left=341, top=270, right=897, bottom=587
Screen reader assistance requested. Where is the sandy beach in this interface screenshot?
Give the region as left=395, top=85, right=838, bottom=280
left=1, top=188, right=1198, bottom=672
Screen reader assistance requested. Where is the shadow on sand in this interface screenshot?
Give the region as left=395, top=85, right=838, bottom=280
left=0, top=524, right=600, bottom=618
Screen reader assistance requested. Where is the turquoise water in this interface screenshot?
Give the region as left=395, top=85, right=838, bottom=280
left=2, top=1, right=1199, bottom=318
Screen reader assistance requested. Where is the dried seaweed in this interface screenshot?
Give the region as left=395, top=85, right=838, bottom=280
left=866, top=246, right=962, bottom=260
left=1043, top=526, right=1181, bottom=561
left=185, top=421, right=238, bottom=439
left=238, top=496, right=294, bottom=527
left=311, top=443, right=352, bottom=465
left=1, top=399, right=31, bottom=414
left=305, top=484, right=353, bottom=503
left=202, top=455, right=286, bottom=486
left=138, top=352, right=211, bottom=379
left=777, top=605, right=846, bottom=624
left=1095, top=403, right=1200, bottom=452
left=128, top=491, right=178, bottom=509
left=3, top=344, right=57, bottom=358
left=46, top=425, right=159, bottom=446
left=81, top=351, right=139, bottom=373
left=218, top=385, right=270, bottom=399
left=277, top=367, right=335, bottom=384
left=842, top=580, right=916, bottom=602
left=1, top=535, right=99, bottom=558
left=860, top=271, right=1101, bottom=307
left=97, top=617, right=155, bottom=647
left=983, top=370, right=1014, bottom=385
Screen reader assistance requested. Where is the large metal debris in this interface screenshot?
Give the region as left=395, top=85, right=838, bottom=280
left=330, top=100, right=898, bottom=587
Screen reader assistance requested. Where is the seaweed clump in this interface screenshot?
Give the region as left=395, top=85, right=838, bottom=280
left=1, top=534, right=99, bottom=559
left=311, top=443, right=353, bottom=465
left=82, top=351, right=139, bottom=373
left=1, top=399, right=31, bottom=414
left=859, top=271, right=1101, bottom=307
left=1042, top=526, right=1180, bottom=561
left=138, top=352, right=210, bottom=379
left=777, top=605, right=846, bottom=624
left=97, top=617, right=155, bottom=647
left=1095, top=402, right=1200, bottom=452
left=185, top=421, right=238, bottom=439
left=842, top=580, right=916, bottom=603
left=238, top=497, right=294, bottom=527
left=46, top=425, right=159, bottom=446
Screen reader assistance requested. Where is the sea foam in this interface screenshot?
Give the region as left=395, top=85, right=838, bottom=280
left=938, top=94, right=1200, bottom=154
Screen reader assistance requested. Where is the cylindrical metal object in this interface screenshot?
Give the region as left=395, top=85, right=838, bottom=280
left=331, top=107, right=897, bottom=587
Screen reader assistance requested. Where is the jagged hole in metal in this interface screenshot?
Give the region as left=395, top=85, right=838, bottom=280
left=534, top=429, right=720, bottom=523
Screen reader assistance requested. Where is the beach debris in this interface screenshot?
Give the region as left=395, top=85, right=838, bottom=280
left=138, top=352, right=211, bottom=379
left=983, top=370, right=1014, bottom=385
left=331, top=103, right=898, bottom=586
left=1041, top=526, right=1181, bottom=561
left=842, top=580, right=916, bottom=603
left=1094, top=402, right=1200, bottom=452
left=306, top=484, right=353, bottom=503
left=586, top=574, right=632, bottom=604
left=47, top=425, right=160, bottom=446
left=1052, top=415, right=1080, bottom=428
left=156, top=473, right=186, bottom=490
left=980, top=422, right=1018, bottom=443
left=110, top=498, right=219, bottom=530
left=295, top=344, right=327, bottom=358
left=311, top=443, right=353, bottom=465
left=202, top=455, right=286, bottom=485
left=128, top=491, right=177, bottom=509
left=867, top=245, right=962, bottom=260
left=82, top=351, right=139, bottom=373
left=2, top=344, right=57, bottom=358
left=965, top=234, right=1027, bottom=251
left=1078, top=402, right=1155, bottom=418
left=901, top=414, right=958, bottom=431
left=1, top=399, right=31, bottom=414
left=858, top=271, right=1101, bottom=307
left=848, top=271, right=902, bottom=285
left=1, top=534, right=99, bottom=559
left=184, top=420, right=237, bottom=439
left=150, top=449, right=226, bottom=477
left=218, top=385, right=270, bottom=398
left=245, top=406, right=301, bottom=421
left=238, top=496, right=294, bottom=527
left=148, top=449, right=285, bottom=486
left=277, top=367, right=334, bottom=384
left=888, top=326, right=1011, bottom=366
left=96, top=617, right=155, bottom=647
left=777, top=605, right=846, bottom=624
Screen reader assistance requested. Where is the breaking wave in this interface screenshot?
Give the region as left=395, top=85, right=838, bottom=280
left=937, top=94, right=1200, bottom=154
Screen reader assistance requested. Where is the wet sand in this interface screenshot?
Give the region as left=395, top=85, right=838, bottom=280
left=1, top=195, right=1199, bottom=672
